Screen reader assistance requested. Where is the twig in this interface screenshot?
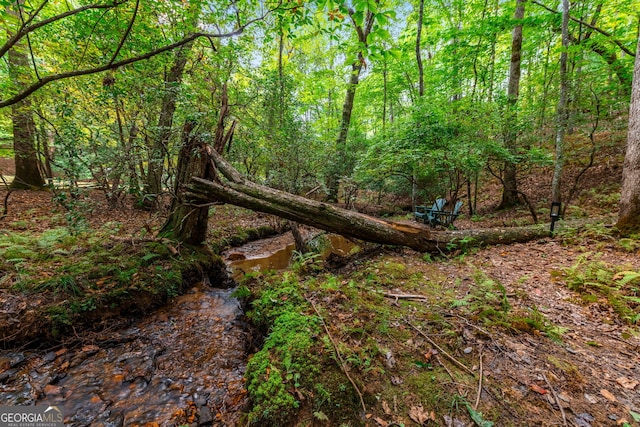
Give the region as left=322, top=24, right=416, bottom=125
left=543, top=374, right=568, bottom=427
left=474, top=351, right=483, bottom=409
left=405, top=318, right=474, bottom=375
left=382, top=292, right=430, bottom=303
left=1, top=188, right=12, bottom=219
left=452, top=314, right=493, bottom=338
left=310, top=299, right=366, bottom=417
left=435, top=354, right=463, bottom=394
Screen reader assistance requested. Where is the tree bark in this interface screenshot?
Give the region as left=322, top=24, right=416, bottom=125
left=551, top=0, right=570, bottom=209
left=325, top=6, right=376, bottom=202
left=185, top=149, right=553, bottom=253
left=7, top=6, right=45, bottom=190
left=144, top=43, right=192, bottom=208
left=416, top=0, right=425, bottom=98
left=10, top=98, right=44, bottom=189
left=498, top=0, right=525, bottom=210
left=158, top=121, right=214, bottom=245
left=617, top=33, right=640, bottom=235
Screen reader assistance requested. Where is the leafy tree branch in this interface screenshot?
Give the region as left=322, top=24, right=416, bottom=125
left=530, top=0, right=636, bottom=57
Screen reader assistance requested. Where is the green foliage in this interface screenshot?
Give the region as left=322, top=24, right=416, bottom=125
left=560, top=255, right=640, bottom=324
left=245, top=273, right=321, bottom=425
left=453, top=273, right=510, bottom=321
left=464, top=400, right=494, bottom=427
left=290, top=250, right=323, bottom=275
left=0, top=225, right=215, bottom=342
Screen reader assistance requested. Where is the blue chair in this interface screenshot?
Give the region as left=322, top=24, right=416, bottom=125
left=438, top=200, right=464, bottom=228
left=414, top=198, right=447, bottom=226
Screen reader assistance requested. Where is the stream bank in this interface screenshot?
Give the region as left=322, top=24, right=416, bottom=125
left=0, top=226, right=358, bottom=426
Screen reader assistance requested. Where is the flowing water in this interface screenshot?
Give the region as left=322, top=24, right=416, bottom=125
left=0, top=232, right=356, bottom=425
left=0, top=285, right=247, bottom=426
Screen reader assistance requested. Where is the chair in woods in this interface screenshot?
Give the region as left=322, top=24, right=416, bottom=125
left=414, top=198, right=446, bottom=227
left=414, top=199, right=463, bottom=228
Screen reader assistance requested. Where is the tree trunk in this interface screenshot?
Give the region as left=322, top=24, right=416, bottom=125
left=158, top=121, right=214, bottom=245
left=326, top=61, right=364, bottom=202
left=144, top=43, right=192, bottom=208
left=185, top=148, right=553, bottom=253
left=416, top=0, right=425, bottom=98
left=7, top=17, right=45, bottom=190
left=551, top=0, right=570, bottom=209
left=325, top=7, right=376, bottom=202
left=160, top=79, right=235, bottom=245
left=617, top=34, right=640, bottom=235
left=11, top=99, right=44, bottom=189
left=498, top=0, right=525, bottom=209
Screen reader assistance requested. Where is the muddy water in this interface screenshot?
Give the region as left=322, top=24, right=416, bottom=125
left=225, top=233, right=357, bottom=279
left=0, top=285, right=247, bottom=426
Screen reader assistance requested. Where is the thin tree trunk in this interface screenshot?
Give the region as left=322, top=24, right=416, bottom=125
left=617, top=33, right=640, bottom=235
left=325, top=7, right=376, bottom=202
left=326, top=61, right=364, bottom=202
left=498, top=0, right=525, bottom=209
left=290, top=221, right=308, bottom=253
left=416, top=0, right=425, bottom=97
left=145, top=43, right=192, bottom=208
left=382, top=58, right=388, bottom=131
left=551, top=0, right=570, bottom=209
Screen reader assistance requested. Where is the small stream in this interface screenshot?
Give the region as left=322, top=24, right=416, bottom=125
left=1, top=285, right=247, bottom=426
left=225, top=233, right=357, bottom=280
left=0, top=233, right=356, bottom=425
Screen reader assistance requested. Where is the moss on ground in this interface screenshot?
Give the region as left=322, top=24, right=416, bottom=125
left=0, top=225, right=226, bottom=346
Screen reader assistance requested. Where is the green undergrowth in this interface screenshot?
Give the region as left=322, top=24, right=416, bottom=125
left=555, top=227, right=640, bottom=326
left=240, top=254, right=564, bottom=426
left=0, top=224, right=221, bottom=344
left=452, top=271, right=568, bottom=341
left=555, top=254, right=640, bottom=325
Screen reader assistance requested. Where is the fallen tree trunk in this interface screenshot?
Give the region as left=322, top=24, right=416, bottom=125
left=183, top=150, right=556, bottom=253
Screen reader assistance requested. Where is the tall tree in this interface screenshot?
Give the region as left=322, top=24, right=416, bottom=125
left=551, top=0, right=570, bottom=209
left=415, top=0, right=425, bottom=98
left=158, top=120, right=214, bottom=245
left=497, top=0, right=525, bottom=209
left=617, top=33, right=640, bottom=235
left=7, top=3, right=45, bottom=189
left=325, top=2, right=377, bottom=202
left=144, top=43, right=193, bottom=208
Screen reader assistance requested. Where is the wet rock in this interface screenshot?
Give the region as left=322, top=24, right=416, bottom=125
left=0, top=368, right=18, bottom=383
left=226, top=253, right=246, bottom=261
left=0, top=352, right=25, bottom=369
left=93, top=416, right=124, bottom=427
left=197, top=405, right=213, bottom=425
left=575, top=412, right=594, bottom=427
left=69, top=352, right=89, bottom=368
left=43, top=351, right=57, bottom=363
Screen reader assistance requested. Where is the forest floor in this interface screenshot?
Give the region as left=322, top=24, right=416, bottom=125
left=0, top=157, right=639, bottom=426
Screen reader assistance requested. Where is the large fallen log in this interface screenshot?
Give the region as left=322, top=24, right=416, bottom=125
left=185, top=150, right=553, bottom=253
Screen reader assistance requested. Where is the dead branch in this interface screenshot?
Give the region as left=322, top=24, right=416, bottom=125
left=405, top=318, right=475, bottom=376
left=543, top=374, right=568, bottom=427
